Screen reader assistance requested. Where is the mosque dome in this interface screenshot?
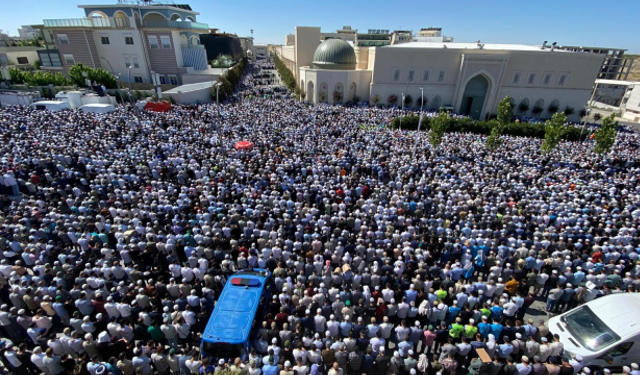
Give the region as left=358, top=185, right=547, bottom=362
left=312, top=38, right=356, bottom=70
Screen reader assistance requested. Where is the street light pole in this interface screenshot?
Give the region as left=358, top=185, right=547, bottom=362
left=214, top=81, right=222, bottom=116
left=400, top=92, right=405, bottom=130
left=412, top=87, right=424, bottom=159
left=127, top=66, right=134, bottom=105
left=100, top=57, right=125, bottom=105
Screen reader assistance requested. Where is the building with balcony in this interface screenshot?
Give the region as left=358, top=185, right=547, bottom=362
left=552, top=45, right=633, bottom=81
left=36, top=2, right=212, bottom=86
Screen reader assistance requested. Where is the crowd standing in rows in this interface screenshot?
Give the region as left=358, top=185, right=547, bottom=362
left=0, top=61, right=639, bottom=375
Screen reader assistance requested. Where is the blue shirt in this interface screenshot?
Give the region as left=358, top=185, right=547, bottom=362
left=405, top=289, right=418, bottom=304
left=397, top=340, right=414, bottom=358
left=262, top=364, right=279, bottom=375
left=490, top=323, right=503, bottom=339
left=478, top=322, right=491, bottom=337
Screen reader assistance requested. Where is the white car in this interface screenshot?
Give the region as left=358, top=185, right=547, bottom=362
left=548, top=293, right=640, bottom=371
left=78, top=103, right=116, bottom=114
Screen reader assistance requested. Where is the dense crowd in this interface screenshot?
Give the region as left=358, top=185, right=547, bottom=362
left=0, top=61, right=639, bottom=375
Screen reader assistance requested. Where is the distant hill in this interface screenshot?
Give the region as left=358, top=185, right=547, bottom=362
left=627, top=54, right=640, bottom=81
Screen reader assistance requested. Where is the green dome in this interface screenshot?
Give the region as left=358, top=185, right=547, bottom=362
left=312, top=38, right=356, bottom=70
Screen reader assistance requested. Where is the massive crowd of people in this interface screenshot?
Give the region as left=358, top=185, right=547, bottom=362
left=0, top=61, right=639, bottom=375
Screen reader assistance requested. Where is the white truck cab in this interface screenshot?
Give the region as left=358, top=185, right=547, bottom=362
left=548, top=293, right=640, bottom=371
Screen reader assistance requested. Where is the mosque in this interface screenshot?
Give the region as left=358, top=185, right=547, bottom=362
left=275, top=27, right=606, bottom=121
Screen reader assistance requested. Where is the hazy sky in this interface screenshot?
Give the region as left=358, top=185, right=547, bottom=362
left=2, top=0, right=639, bottom=53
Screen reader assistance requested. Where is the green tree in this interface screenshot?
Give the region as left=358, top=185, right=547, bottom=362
left=578, top=108, right=587, bottom=119
left=69, top=63, right=93, bottom=86
left=8, top=67, right=25, bottom=83
left=273, top=54, right=296, bottom=91
left=486, top=96, right=512, bottom=150
left=594, top=113, right=618, bottom=154
left=532, top=106, right=543, bottom=116
left=371, top=95, right=380, bottom=106
left=429, top=110, right=449, bottom=150
left=593, top=113, right=602, bottom=122
left=563, top=106, right=575, bottom=116
left=547, top=103, right=559, bottom=115
left=387, top=94, right=397, bottom=106
left=541, top=112, right=568, bottom=153
left=518, top=101, right=529, bottom=115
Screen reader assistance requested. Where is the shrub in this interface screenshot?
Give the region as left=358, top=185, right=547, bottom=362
left=371, top=95, right=380, bottom=106
left=273, top=54, right=296, bottom=91
left=388, top=94, right=397, bottom=105
left=391, top=114, right=584, bottom=142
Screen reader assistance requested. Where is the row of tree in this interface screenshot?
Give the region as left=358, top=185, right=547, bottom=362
left=8, top=63, right=118, bottom=88
left=273, top=54, right=296, bottom=91
left=395, top=96, right=619, bottom=155
left=212, top=57, right=248, bottom=101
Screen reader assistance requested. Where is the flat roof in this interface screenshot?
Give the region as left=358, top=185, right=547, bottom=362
left=77, top=4, right=199, bottom=15
left=79, top=103, right=114, bottom=108
left=164, top=81, right=217, bottom=94
left=383, top=42, right=573, bottom=52
left=596, top=79, right=638, bottom=85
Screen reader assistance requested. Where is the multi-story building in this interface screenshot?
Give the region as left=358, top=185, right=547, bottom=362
left=281, top=26, right=610, bottom=122
left=18, top=26, right=42, bottom=41
left=36, top=2, right=211, bottom=86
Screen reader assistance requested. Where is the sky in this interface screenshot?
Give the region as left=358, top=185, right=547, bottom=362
left=2, top=0, right=639, bottom=54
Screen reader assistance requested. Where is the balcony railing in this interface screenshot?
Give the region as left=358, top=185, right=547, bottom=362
left=141, top=19, right=209, bottom=31
left=43, top=17, right=131, bottom=28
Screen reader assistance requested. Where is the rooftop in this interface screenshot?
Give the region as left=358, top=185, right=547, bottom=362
left=595, top=79, right=638, bottom=85
left=164, top=80, right=217, bottom=94
left=77, top=3, right=199, bottom=15
left=383, top=42, right=573, bottom=52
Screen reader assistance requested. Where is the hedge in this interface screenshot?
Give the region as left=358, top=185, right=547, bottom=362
left=273, top=54, right=296, bottom=91
left=391, top=115, right=583, bottom=141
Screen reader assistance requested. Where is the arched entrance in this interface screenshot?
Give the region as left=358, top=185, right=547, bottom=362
left=307, top=81, right=314, bottom=103
left=348, top=82, right=357, bottom=102
left=460, top=75, right=489, bottom=119
left=333, top=83, right=344, bottom=104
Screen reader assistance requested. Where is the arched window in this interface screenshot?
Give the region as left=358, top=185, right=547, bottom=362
left=430, top=96, right=441, bottom=111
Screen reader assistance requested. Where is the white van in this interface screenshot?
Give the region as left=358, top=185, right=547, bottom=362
left=78, top=103, right=116, bottom=114
left=29, top=100, right=71, bottom=112
left=548, top=293, right=640, bottom=370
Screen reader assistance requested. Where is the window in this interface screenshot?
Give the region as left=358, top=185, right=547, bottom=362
left=543, top=72, right=553, bottom=86
left=557, top=73, right=568, bottom=87
left=148, top=35, right=158, bottom=49
left=134, top=76, right=143, bottom=83
left=422, top=69, right=431, bottom=82
left=407, top=69, right=415, bottom=82
left=63, top=54, right=75, bottom=65
left=58, top=34, right=69, bottom=45
left=124, top=57, right=131, bottom=68
left=512, top=71, right=522, bottom=85
left=160, top=35, right=171, bottom=49
left=125, top=36, right=134, bottom=45
left=437, top=69, right=446, bottom=83
left=159, top=75, right=167, bottom=84
left=133, top=57, right=139, bottom=68
left=100, top=36, right=110, bottom=45
left=16, top=57, right=29, bottom=64
left=527, top=72, right=537, bottom=85
left=602, top=342, right=633, bottom=358
left=168, top=75, right=178, bottom=85
left=562, top=306, right=620, bottom=351
left=392, top=68, right=401, bottom=82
